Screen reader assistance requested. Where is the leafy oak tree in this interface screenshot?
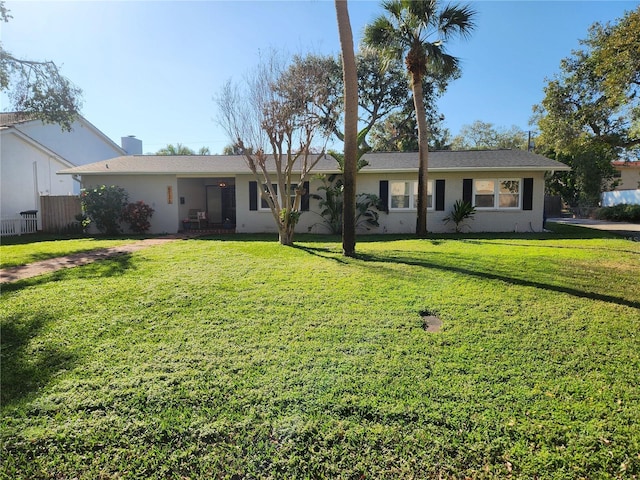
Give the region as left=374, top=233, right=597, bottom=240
left=0, top=2, right=82, bottom=131
left=291, top=50, right=404, bottom=162
left=450, top=120, right=528, bottom=150
left=369, top=108, right=451, bottom=151
left=534, top=7, right=639, bottom=211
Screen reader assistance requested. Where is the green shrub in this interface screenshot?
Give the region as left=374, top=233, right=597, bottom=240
left=121, top=201, right=155, bottom=233
left=310, top=174, right=382, bottom=234
left=80, top=185, right=128, bottom=234
left=596, top=204, right=640, bottom=223
left=443, top=199, right=476, bottom=233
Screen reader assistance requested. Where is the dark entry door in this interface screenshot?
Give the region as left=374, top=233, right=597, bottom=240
left=221, top=185, right=236, bottom=224
left=206, top=184, right=236, bottom=225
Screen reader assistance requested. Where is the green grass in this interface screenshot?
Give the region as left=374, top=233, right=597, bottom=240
left=1, top=230, right=639, bottom=479
left=0, top=235, right=146, bottom=268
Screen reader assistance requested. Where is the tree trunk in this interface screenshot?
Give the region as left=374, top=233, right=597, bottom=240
left=411, top=74, right=429, bottom=237
left=279, top=226, right=294, bottom=246
left=335, top=0, right=358, bottom=257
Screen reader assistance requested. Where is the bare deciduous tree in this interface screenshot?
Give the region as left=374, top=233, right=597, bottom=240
left=216, top=53, right=334, bottom=246
left=0, top=2, right=82, bottom=131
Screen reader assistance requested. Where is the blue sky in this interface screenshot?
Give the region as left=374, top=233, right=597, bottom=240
left=1, top=0, right=636, bottom=154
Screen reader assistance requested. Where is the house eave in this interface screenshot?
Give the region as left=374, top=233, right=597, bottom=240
left=59, top=165, right=571, bottom=176
left=362, top=166, right=571, bottom=174
left=3, top=127, right=76, bottom=168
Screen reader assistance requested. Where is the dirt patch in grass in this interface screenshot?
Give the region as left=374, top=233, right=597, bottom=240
left=421, top=314, right=442, bottom=332
left=0, top=236, right=181, bottom=284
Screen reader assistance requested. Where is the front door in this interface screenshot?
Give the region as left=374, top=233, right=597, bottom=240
left=221, top=185, right=236, bottom=224
left=206, top=184, right=236, bottom=225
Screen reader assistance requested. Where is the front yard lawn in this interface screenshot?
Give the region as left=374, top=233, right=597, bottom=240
left=0, top=235, right=141, bottom=269
left=1, top=232, right=639, bottom=479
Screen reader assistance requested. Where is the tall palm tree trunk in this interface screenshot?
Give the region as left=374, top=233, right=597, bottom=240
left=335, top=0, right=358, bottom=256
left=412, top=73, right=429, bottom=237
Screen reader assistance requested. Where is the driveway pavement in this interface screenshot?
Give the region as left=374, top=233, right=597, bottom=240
left=548, top=217, right=640, bottom=238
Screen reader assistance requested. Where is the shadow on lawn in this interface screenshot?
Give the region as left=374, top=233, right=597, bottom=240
left=294, top=245, right=640, bottom=310
left=355, top=252, right=640, bottom=310
left=192, top=222, right=627, bottom=244
left=1, top=253, right=136, bottom=294
left=1, top=312, right=76, bottom=406
left=460, top=238, right=640, bottom=256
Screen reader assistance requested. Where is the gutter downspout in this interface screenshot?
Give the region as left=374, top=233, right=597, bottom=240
left=32, top=161, right=39, bottom=207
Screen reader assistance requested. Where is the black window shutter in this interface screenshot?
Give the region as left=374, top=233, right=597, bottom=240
left=301, top=181, right=310, bottom=211
left=249, top=181, right=258, bottom=211
left=462, top=179, right=473, bottom=204
left=379, top=180, right=389, bottom=212
left=435, top=179, right=445, bottom=211
left=523, top=178, right=534, bottom=210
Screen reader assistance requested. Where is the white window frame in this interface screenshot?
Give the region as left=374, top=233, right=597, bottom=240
left=259, top=183, right=297, bottom=211
left=473, top=178, right=522, bottom=210
left=389, top=180, right=433, bottom=211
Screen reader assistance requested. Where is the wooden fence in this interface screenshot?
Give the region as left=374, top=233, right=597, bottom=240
left=544, top=195, right=564, bottom=218
left=40, top=195, right=82, bottom=233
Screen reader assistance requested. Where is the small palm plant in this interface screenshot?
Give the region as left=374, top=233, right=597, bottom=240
left=310, top=174, right=382, bottom=234
left=443, top=199, right=476, bottom=233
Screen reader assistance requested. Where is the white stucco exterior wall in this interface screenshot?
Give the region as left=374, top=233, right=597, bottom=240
left=357, top=171, right=547, bottom=233
left=0, top=130, right=76, bottom=220
left=80, top=175, right=179, bottom=234
left=70, top=169, right=548, bottom=235
left=235, top=175, right=328, bottom=235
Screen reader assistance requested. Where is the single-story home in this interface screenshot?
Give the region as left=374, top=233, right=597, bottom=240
left=59, top=149, right=570, bottom=234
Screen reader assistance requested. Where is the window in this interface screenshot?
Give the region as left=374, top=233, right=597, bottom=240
left=499, top=180, right=520, bottom=208
left=389, top=180, right=432, bottom=210
left=473, top=179, right=520, bottom=209
left=260, top=183, right=274, bottom=209
left=474, top=180, right=495, bottom=208
left=260, top=183, right=297, bottom=210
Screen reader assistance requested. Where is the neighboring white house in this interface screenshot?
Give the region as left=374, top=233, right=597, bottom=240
left=601, top=161, right=640, bottom=206
left=59, top=149, right=570, bottom=234
left=0, top=113, right=138, bottom=228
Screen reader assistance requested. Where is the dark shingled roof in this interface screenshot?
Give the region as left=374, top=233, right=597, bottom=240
left=59, top=154, right=341, bottom=175
left=0, top=112, right=39, bottom=126
left=361, top=149, right=570, bottom=171
left=59, top=149, right=570, bottom=176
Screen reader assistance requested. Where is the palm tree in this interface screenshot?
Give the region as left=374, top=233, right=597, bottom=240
left=335, top=0, right=358, bottom=257
left=364, top=0, right=475, bottom=236
left=155, top=143, right=195, bottom=155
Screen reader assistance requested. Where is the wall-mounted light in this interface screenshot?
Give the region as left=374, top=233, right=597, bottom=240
left=219, top=181, right=227, bottom=188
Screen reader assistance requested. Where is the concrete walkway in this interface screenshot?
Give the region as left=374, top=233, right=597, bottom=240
left=0, top=236, right=182, bottom=284
left=548, top=217, right=640, bottom=238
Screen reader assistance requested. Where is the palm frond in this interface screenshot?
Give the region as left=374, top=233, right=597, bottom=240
left=438, top=3, right=476, bottom=40
left=363, top=16, right=397, bottom=49
left=424, top=45, right=460, bottom=78
left=382, top=0, right=405, bottom=21
left=406, top=0, right=437, bottom=23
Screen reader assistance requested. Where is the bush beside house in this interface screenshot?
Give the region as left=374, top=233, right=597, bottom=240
left=81, top=185, right=154, bottom=234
